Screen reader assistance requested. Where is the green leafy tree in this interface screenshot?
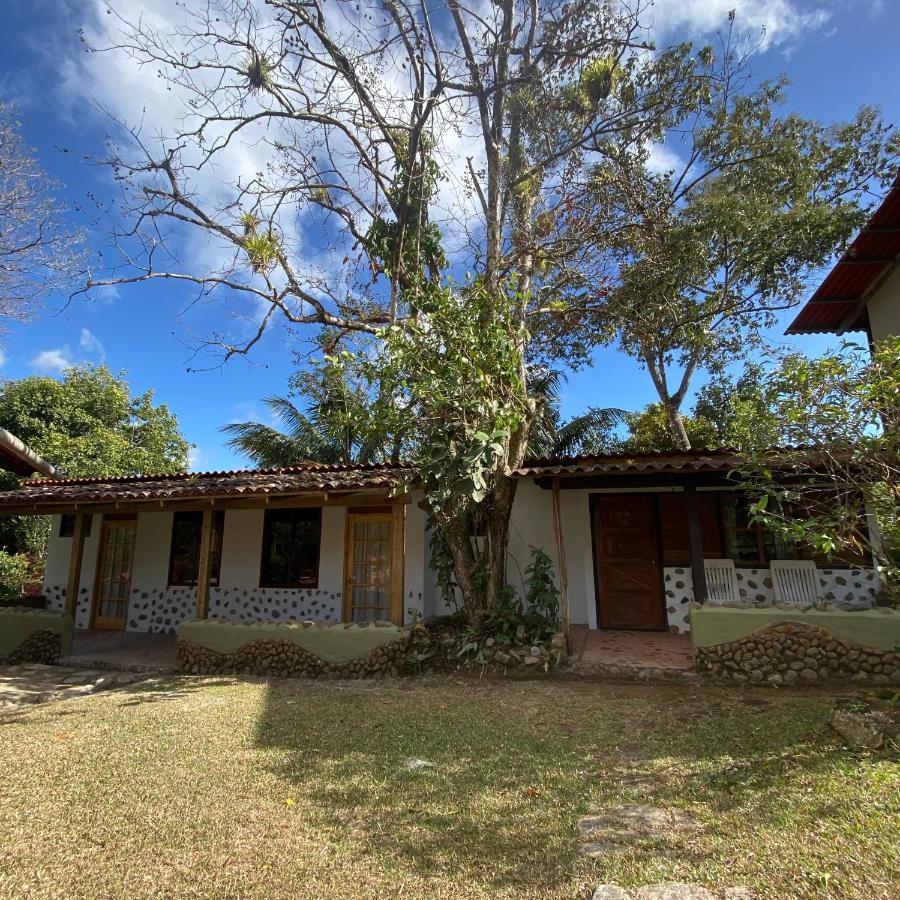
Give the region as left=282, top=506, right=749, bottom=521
left=584, top=25, right=896, bottom=449
left=0, top=364, right=191, bottom=556
left=692, top=362, right=781, bottom=450
left=740, top=339, right=900, bottom=599
left=623, top=403, right=719, bottom=453
left=526, top=371, right=624, bottom=457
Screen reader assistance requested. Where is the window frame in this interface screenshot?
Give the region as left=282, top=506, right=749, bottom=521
left=166, top=510, right=225, bottom=587
left=259, top=507, right=322, bottom=589
left=59, top=513, right=92, bottom=539
left=719, top=493, right=795, bottom=568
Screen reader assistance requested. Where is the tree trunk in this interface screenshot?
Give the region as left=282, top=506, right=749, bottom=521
left=664, top=400, right=692, bottom=451
left=437, top=413, right=533, bottom=621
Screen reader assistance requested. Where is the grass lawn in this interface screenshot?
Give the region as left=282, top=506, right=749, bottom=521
left=0, top=676, right=897, bottom=899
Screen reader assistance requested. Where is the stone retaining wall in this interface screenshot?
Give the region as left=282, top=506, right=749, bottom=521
left=177, top=634, right=411, bottom=679
left=696, top=621, right=900, bottom=686
left=0, top=629, right=63, bottom=665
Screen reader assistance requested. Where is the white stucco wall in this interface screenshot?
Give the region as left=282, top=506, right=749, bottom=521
left=421, top=481, right=596, bottom=627
left=43, top=514, right=101, bottom=630
left=403, top=492, right=426, bottom=622
left=867, top=265, right=900, bottom=341
left=42, top=484, right=882, bottom=636
left=42, top=503, right=424, bottom=632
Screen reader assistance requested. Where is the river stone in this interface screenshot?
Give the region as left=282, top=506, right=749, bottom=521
left=831, top=708, right=890, bottom=750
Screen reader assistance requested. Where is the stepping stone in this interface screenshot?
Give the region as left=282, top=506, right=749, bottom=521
left=580, top=840, right=630, bottom=857
left=634, top=886, right=717, bottom=900
left=593, top=887, right=632, bottom=899
left=592, top=887, right=753, bottom=900
left=577, top=805, right=696, bottom=843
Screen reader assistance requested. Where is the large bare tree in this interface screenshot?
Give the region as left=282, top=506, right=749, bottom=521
left=80, top=0, right=700, bottom=616
left=0, top=103, right=86, bottom=329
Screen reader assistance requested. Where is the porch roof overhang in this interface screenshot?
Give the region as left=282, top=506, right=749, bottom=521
left=512, top=447, right=835, bottom=490
left=0, top=428, right=58, bottom=478
left=0, top=462, right=414, bottom=516
left=513, top=448, right=746, bottom=489
left=786, top=179, right=900, bottom=337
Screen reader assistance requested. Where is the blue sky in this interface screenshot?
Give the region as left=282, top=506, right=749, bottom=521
left=0, top=0, right=896, bottom=472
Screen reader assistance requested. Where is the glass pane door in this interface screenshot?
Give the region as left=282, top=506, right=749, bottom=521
left=344, top=514, right=392, bottom=623
left=93, top=519, right=136, bottom=630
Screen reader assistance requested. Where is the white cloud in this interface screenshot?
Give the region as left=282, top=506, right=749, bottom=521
left=648, top=0, right=831, bottom=50
left=79, top=327, right=106, bottom=361
left=187, top=446, right=204, bottom=471
left=0, top=349, right=7, bottom=369
left=228, top=401, right=264, bottom=425
left=646, top=143, right=685, bottom=176
left=30, top=348, right=73, bottom=374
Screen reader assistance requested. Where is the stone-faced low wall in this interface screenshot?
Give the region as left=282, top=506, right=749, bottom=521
left=0, top=608, right=74, bottom=664
left=177, top=619, right=411, bottom=678
left=695, top=621, right=900, bottom=686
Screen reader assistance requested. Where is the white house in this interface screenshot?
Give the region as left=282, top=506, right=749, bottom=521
left=0, top=450, right=880, bottom=641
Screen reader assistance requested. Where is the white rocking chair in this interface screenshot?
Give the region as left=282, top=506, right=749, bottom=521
left=703, top=559, right=741, bottom=604
left=771, top=560, right=820, bottom=607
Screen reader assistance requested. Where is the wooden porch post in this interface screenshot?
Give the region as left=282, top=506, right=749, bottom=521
left=390, top=503, right=406, bottom=625
left=551, top=476, right=570, bottom=638
left=64, top=512, right=89, bottom=618
left=684, top=484, right=708, bottom=604
left=195, top=508, right=214, bottom=620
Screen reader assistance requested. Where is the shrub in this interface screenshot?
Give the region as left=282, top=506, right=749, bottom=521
left=0, top=550, right=35, bottom=599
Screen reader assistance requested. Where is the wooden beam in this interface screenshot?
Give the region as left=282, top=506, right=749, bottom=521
left=0, top=490, right=413, bottom=519
left=195, top=508, right=214, bottom=620
left=684, top=484, right=708, bottom=605
left=64, top=513, right=89, bottom=618
left=390, top=503, right=406, bottom=625
left=551, top=477, right=570, bottom=640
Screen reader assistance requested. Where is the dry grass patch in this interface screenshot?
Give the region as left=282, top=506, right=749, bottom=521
left=0, top=676, right=897, bottom=899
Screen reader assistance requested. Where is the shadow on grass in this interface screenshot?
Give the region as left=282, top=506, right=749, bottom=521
left=249, top=677, right=876, bottom=893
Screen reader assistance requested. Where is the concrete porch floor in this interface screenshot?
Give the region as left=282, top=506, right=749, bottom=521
left=569, top=625, right=695, bottom=677
left=59, top=630, right=178, bottom=673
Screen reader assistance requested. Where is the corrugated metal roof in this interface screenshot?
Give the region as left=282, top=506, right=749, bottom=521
left=787, top=181, right=900, bottom=335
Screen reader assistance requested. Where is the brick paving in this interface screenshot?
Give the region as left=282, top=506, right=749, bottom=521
left=570, top=626, right=695, bottom=678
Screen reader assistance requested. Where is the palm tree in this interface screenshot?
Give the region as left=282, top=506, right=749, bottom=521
left=526, top=370, right=625, bottom=458
left=221, top=396, right=357, bottom=467
left=226, top=368, right=623, bottom=470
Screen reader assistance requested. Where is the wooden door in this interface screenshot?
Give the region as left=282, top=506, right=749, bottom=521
left=344, top=512, right=396, bottom=624
left=91, top=517, right=136, bottom=630
left=592, top=495, right=665, bottom=631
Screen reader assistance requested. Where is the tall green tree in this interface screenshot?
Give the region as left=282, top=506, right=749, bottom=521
left=583, top=25, right=896, bottom=449
left=0, top=365, right=191, bottom=555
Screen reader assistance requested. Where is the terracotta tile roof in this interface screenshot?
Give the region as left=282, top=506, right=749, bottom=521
left=0, top=462, right=414, bottom=510
left=512, top=448, right=748, bottom=477
left=786, top=180, right=900, bottom=336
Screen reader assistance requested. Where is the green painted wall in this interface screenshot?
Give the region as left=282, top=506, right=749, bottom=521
left=179, top=619, right=408, bottom=663
left=690, top=605, right=900, bottom=651
left=0, top=608, right=74, bottom=658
